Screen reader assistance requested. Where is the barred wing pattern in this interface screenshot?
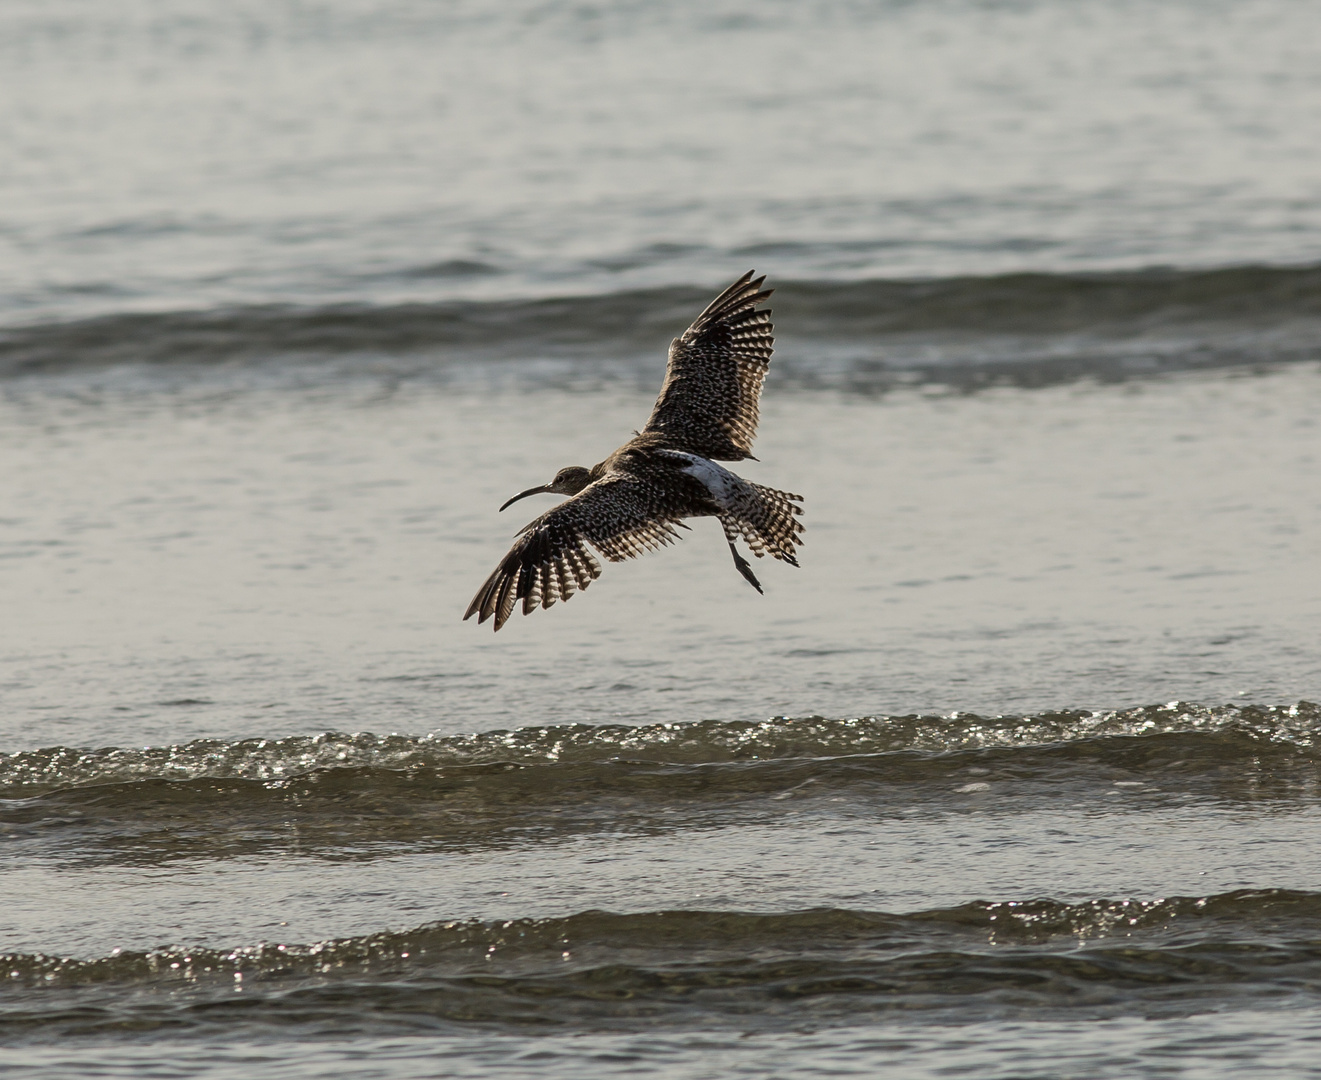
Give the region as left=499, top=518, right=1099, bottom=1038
left=464, top=475, right=685, bottom=631
left=642, top=270, right=774, bottom=461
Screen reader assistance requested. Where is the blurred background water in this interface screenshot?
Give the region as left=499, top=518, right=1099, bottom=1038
left=4, top=0, right=1321, bottom=323
left=3, top=1, right=1321, bottom=1077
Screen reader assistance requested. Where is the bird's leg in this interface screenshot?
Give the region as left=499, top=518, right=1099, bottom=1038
left=729, top=542, right=763, bottom=594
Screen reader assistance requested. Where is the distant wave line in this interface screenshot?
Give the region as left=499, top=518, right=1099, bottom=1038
left=2, top=263, right=1320, bottom=385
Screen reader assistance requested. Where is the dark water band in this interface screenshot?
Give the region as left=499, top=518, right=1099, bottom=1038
left=4, top=890, right=1321, bottom=1041
left=4, top=264, right=1319, bottom=385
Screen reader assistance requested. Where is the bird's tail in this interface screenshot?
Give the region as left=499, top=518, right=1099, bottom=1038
left=720, top=483, right=804, bottom=565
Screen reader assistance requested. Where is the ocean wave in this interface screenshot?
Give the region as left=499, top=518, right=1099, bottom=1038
left=2, top=702, right=1315, bottom=797
left=2, top=703, right=1316, bottom=870
left=3, top=264, right=1319, bottom=388
left=4, top=891, right=1321, bottom=1039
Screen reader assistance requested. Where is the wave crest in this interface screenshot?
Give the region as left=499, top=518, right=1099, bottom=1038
left=5, top=889, right=1319, bottom=990
left=6, top=264, right=1320, bottom=388
left=3, top=702, right=1316, bottom=796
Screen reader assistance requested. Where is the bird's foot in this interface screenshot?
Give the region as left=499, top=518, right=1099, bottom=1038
left=729, top=543, right=764, bottom=594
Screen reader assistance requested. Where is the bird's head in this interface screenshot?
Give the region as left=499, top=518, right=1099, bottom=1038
left=499, top=466, right=593, bottom=511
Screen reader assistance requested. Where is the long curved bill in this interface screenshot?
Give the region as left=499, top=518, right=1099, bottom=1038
left=499, top=484, right=552, bottom=512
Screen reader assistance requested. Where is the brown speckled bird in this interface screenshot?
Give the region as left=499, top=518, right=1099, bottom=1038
left=464, top=270, right=804, bottom=631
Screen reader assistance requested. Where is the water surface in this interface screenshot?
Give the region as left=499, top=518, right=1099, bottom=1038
left=4, top=1, right=1321, bottom=1076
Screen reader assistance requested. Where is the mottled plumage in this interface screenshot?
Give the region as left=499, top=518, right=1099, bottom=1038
left=465, top=271, right=804, bottom=631
left=643, top=271, right=776, bottom=461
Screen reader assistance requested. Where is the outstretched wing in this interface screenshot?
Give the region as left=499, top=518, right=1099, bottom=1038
left=642, top=270, right=774, bottom=461
left=464, top=474, right=686, bottom=631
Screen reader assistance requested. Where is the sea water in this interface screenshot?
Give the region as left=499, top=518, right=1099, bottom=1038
left=3, top=2, right=1321, bottom=1076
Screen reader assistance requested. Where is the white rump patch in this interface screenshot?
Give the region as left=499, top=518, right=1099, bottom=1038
left=659, top=450, right=743, bottom=509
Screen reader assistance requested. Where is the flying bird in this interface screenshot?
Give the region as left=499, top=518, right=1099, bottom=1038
left=464, top=271, right=804, bottom=631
